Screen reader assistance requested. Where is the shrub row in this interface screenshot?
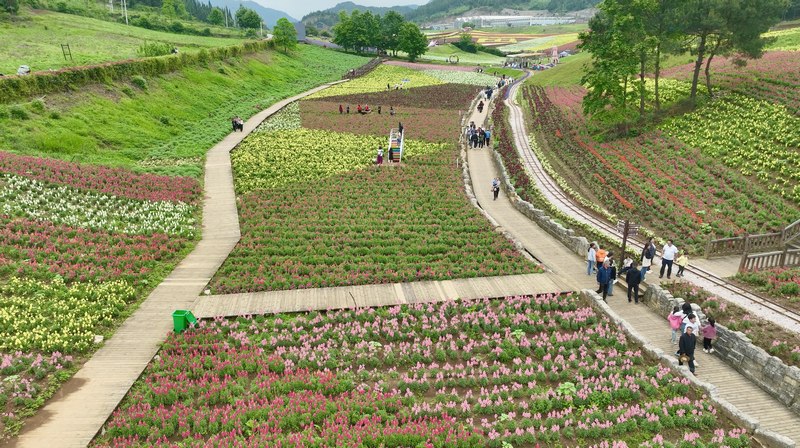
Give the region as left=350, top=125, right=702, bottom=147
left=0, top=40, right=271, bottom=103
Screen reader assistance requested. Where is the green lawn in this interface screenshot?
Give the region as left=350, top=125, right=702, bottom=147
left=0, top=45, right=370, bottom=177
left=419, top=44, right=505, bottom=65
left=765, top=26, right=800, bottom=50
left=527, top=51, right=589, bottom=86
left=0, top=8, right=245, bottom=73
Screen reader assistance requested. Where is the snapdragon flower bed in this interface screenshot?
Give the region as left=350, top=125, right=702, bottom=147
left=213, top=146, right=538, bottom=293
left=521, top=85, right=800, bottom=252
left=231, top=128, right=447, bottom=193
left=0, top=153, right=200, bottom=438
left=421, top=69, right=501, bottom=86
left=734, top=267, right=800, bottom=302
left=300, top=101, right=464, bottom=143
left=312, top=83, right=482, bottom=110
left=94, top=293, right=752, bottom=447
left=307, top=65, right=443, bottom=99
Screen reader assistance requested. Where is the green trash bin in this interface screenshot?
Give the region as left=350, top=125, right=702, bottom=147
left=172, top=310, right=197, bottom=333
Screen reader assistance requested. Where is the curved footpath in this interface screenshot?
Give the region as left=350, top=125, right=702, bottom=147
left=466, top=77, right=800, bottom=443
left=10, top=82, right=346, bottom=448
left=504, top=71, right=800, bottom=334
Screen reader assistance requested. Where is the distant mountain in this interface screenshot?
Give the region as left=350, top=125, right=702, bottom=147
left=301, top=1, right=419, bottom=29
left=206, top=0, right=297, bottom=28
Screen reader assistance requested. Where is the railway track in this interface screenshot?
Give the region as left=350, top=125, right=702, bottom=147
left=501, top=72, right=800, bottom=332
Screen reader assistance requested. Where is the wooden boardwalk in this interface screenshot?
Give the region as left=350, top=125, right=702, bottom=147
left=11, top=82, right=345, bottom=448
left=194, top=273, right=570, bottom=318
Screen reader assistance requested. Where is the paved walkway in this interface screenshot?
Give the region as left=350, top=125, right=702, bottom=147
left=614, top=300, right=800, bottom=443
left=11, top=82, right=345, bottom=448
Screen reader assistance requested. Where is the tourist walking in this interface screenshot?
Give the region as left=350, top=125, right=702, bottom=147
left=625, top=260, right=642, bottom=303
left=701, top=318, right=717, bottom=353
left=491, top=177, right=500, bottom=200
left=484, top=128, right=491, bottom=147
left=339, top=104, right=343, bottom=114
left=676, top=251, right=689, bottom=277
left=668, top=306, right=684, bottom=344
left=596, top=260, right=612, bottom=302
left=660, top=240, right=678, bottom=279
left=640, top=238, right=656, bottom=281
left=678, top=326, right=698, bottom=374
left=683, top=313, right=700, bottom=335
left=376, top=146, right=384, bottom=165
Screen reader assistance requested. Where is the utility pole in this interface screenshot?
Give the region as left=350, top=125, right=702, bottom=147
left=122, top=0, right=128, bottom=25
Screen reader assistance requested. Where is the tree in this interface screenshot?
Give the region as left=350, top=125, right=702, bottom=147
left=273, top=18, right=297, bottom=53
left=579, top=7, right=640, bottom=125
left=332, top=10, right=356, bottom=52
left=207, top=7, right=224, bottom=26
left=236, top=6, right=262, bottom=30
left=305, top=24, right=319, bottom=36
left=161, top=0, right=177, bottom=17
left=2, top=0, right=19, bottom=15
left=398, top=21, right=428, bottom=62
left=381, top=10, right=405, bottom=56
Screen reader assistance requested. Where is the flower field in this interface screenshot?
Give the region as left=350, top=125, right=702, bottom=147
left=300, top=101, right=463, bottom=143
left=94, top=293, right=752, bottom=447
left=497, top=33, right=580, bottom=54
left=735, top=267, right=800, bottom=301
left=520, top=85, right=800, bottom=252
left=232, top=128, right=447, bottom=192
left=420, top=69, right=500, bottom=86
left=662, top=51, right=800, bottom=115
left=313, top=83, right=482, bottom=110
left=0, top=152, right=199, bottom=438
left=214, top=146, right=538, bottom=293
left=307, top=65, right=443, bottom=99
left=660, top=93, right=800, bottom=202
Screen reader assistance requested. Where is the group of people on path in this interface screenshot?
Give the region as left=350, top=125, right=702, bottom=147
left=466, top=121, right=491, bottom=149
left=670, top=302, right=717, bottom=375
left=339, top=104, right=395, bottom=116
left=588, top=238, right=690, bottom=304
left=588, top=237, right=716, bottom=376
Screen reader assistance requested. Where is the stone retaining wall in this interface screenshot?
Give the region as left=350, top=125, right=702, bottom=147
left=583, top=289, right=796, bottom=448
left=643, top=284, right=800, bottom=418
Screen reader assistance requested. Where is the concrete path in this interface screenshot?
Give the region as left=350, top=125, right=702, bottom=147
left=11, top=82, right=345, bottom=448
left=613, top=300, right=800, bottom=443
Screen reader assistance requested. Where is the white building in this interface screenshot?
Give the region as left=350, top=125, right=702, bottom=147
left=454, top=15, right=576, bottom=28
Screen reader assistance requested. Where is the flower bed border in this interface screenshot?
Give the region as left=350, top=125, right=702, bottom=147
left=643, top=284, right=800, bottom=421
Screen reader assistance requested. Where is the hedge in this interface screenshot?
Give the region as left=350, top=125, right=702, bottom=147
left=0, top=40, right=271, bottom=103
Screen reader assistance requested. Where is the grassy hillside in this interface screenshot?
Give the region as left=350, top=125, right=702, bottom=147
left=0, top=8, right=245, bottom=74
left=526, top=51, right=589, bottom=86
left=0, top=45, right=370, bottom=177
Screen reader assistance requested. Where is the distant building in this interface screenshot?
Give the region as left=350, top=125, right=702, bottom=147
left=294, top=22, right=306, bottom=41
left=454, top=15, right=576, bottom=29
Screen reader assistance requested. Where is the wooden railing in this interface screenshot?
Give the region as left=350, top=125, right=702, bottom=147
left=783, top=218, right=800, bottom=244
left=739, top=248, right=800, bottom=272
left=343, top=57, right=382, bottom=80
left=706, top=232, right=783, bottom=258
left=705, top=236, right=746, bottom=258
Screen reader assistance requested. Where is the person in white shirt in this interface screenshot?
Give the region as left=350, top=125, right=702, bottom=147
left=587, top=243, right=597, bottom=276
left=660, top=239, right=678, bottom=279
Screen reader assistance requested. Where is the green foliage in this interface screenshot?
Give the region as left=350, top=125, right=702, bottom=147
left=131, top=75, right=148, bottom=90
left=0, top=46, right=369, bottom=175
left=0, top=40, right=272, bottom=102
left=207, top=7, right=224, bottom=26
left=136, top=41, right=173, bottom=57
left=2, top=0, right=19, bottom=14
left=398, top=21, right=428, bottom=62
left=454, top=31, right=478, bottom=53
left=273, top=17, right=297, bottom=53
left=235, top=5, right=261, bottom=30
